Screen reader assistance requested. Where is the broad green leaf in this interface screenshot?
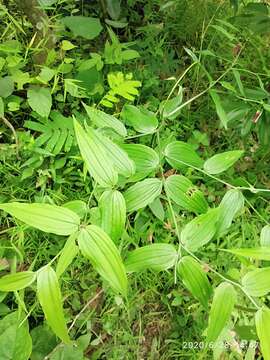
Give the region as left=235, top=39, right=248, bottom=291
left=124, top=178, right=163, bottom=212
left=106, top=0, right=121, bottom=20
left=203, top=150, right=244, bottom=174
left=181, top=209, right=219, bottom=252
left=121, top=104, right=158, bottom=133
left=0, top=202, right=80, bottom=236
left=216, top=189, right=244, bottom=237
left=30, top=325, right=57, bottom=360
left=206, top=282, right=236, bottom=342
left=73, top=118, right=118, bottom=187
left=242, top=267, right=270, bottom=297
left=0, top=97, right=4, bottom=117
left=99, top=189, right=126, bottom=243
left=0, top=311, right=32, bottom=360
left=260, top=225, right=270, bottom=247
left=63, top=200, right=88, bottom=219
left=56, top=234, right=79, bottom=277
left=209, top=89, right=229, bottom=129
left=62, top=16, right=103, bottom=39
left=164, top=141, right=204, bottom=169
left=223, top=247, right=270, bottom=261
left=165, top=175, right=208, bottom=214
left=37, top=266, right=70, bottom=343
left=255, top=306, right=270, bottom=360
left=0, top=271, right=36, bottom=292
left=92, top=129, right=135, bottom=178
left=121, top=143, right=159, bottom=182
left=83, top=103, right=127, bottom=137
left=177, top=256, right=212, bottom=308
left=125, top=244, right=177, bottom=272
left=0, top=76, right=14, bottom=98
left=77, top=225, right=127, bottom=296
left=27, top=87, right=52, bottom=118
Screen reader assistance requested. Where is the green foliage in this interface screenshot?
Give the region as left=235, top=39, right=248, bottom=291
left=0, top=0, right=270, bottom=358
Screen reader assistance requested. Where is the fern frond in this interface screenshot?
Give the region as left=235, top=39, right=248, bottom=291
left=24, top=111, right=74, bottom=155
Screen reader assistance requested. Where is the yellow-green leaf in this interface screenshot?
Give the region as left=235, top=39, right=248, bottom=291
left=0, top=271, right=36, bottom=292
left=164, top=141, right=204, bottom=169
left=92, top=129, right=135, bottom=178
left=124, top=178, right=163, bottom=212
left=83, top=103, right=127, bottom=137
left=203, top=150, right=244, bottom=175
left=260, top=225, right=270, bottom=247
left=165, top=175, right=208, bottom=214
left=181, top=209, right=219, bottom=252
left=255, top=306, right=270, bottom=360
left=73, top=118, right=118, bottom=187
left=99, top=189, right=126, bottom=243
left=77, top=225, right=127, bottom=296
left=206, top=282, right=236, bottom=343
left=177, top=256, right=212, bottom=308
left=37, top=266, right=70, bottom=343
left=125, top=244, right=177, bottom=272
left=242, top=267, right=270, bottom=297
left=56, top=233, right=79, bottom=277
left=0, top=202, right=80, bottom=235
left=216, top=189, right=244, bottom=237
left=223, top=247, right=270, bottom=261
left=121, top=143, right=159, bottom=182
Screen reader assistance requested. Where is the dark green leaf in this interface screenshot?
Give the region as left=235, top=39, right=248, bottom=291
left=62, top=16, right=103, bottom=39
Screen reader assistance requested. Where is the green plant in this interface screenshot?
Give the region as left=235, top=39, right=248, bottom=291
left=1, top=96, right=270, bottom=357
left=1, top=1, right=270, bottom=358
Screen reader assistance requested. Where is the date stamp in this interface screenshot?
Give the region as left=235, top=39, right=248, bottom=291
left=182, top=340, right=258, bottom=350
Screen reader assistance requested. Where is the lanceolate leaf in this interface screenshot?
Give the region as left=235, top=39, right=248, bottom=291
left=216, top=189, right=244, bottom=237
left=92, top=129, right=135, bottom=178
left=181, top=209, right=219, bottom=252
left=206, top=282, right=236, bottom=343
left=149, top=197, right=165, bottom=221
left=121, top=144, right=159, bottom=182
left=77, top=225, right=127, bottom=296
left=242, top=267, right=270, bottom=297
left=124, top=178, right=163, bottom=212
left=0, top=202, right=80, bottom=236
left=203, top=150, right=244, bottom=174
left=99, top=189, right=126, bottom=243
left=0, top=271, right=36, bottom=292
left=177, top=256, right=212, bottom=308
left=255, top=306, right=270, bottom=360
left=37, top=266, right=70, bottom=343
left=125, top=244, right=177, bottom=272
left=56, top=233, right=79, bottom=277
left=209, top=89, right=229, bottom=129
left=164, top=141, right=204, bottom=169
left=83, top=103, right=127, bottom=137
left=165, top=175, right=208, bottom=214
left=73, top=118, right=118, bottom=187
left=260, top=225, right=270, bottom=247
left=223, top=247, right=270, bottom=261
